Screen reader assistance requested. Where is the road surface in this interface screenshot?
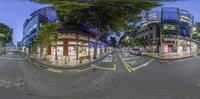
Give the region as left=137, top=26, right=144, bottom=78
left=0, top=51, right=200, bottom=99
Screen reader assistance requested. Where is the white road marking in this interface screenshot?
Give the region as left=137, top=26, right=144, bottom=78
left=124, top=57, right=141, bottom=60
left=133, top=59, right=154, bottom=71
left=175, top=59, right=183, bottom=62
left=47, top=68, right=63, bottom=73
left=7, top=53, right=14, bottom=55
left=0, top=57, right=26, bottom=61
left=0, top=80, right=11, bottom=84
left=129, top=60, right=137, bottom=65
left=0, top=79, right=25, bottom=88
left=77, top=67, right=90, bottom=72
left=102, top=55, right=113, bottom=63
left=91, top=64, right=116, bottom=71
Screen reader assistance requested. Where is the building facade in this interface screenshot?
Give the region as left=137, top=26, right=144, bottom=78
left=22, top=7, right=111, bottom=63
left=135, top=7, right=198, bottom=55
left=22, top=6, right=57, bottom=53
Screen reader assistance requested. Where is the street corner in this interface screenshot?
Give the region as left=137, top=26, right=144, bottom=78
left=91, top=54, right=116, bottom=71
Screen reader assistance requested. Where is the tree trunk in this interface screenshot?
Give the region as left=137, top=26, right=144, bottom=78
left=3, top=43, right=6, bottom=54
left=76, top=32, right=79, bottom=60
left=100, top=42, right=102, bottom=56
left=55, top=43, right=58, bottom=60
left=93, top=29, right=100, bottom=59
left=40, top=47, right=43, bottom=57
left=55, top=34, right=58, bottom=60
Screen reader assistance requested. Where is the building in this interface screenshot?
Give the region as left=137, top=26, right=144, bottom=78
left=22, top=6, right=57, bottom=53
left=21, top=7, right=111, bottom=64
left=17, top=41, right=22, bottom=50
left=134, top=7, right=199, bottom=55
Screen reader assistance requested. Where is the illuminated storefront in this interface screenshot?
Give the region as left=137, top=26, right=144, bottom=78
left=136, top=7, right=195, bottom=54
left=45, top=26, right=111, bottom=60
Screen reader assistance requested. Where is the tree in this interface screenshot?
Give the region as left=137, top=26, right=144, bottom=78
left=193, top=23, right=200, bottom=41
left=36, top=23, right=59, bottom=60
left=109, top=37, right=117, bottom=48
left=0, top=23, right=13, bottom=53
left=32, top=0, right=177, bottom=59
left=131, top=37, right=145, bottom=47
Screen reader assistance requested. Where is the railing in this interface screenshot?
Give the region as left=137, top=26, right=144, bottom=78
left=162, top=35, right=190, bottom=41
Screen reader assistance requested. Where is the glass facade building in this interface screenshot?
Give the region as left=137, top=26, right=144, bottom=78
left=22, top=7, right=57, bottom=53
left=136, top=7, right=194, bottom=54
left=21, top=7, right=112, bottom=65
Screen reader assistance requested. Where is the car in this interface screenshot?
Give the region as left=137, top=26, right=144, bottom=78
left=130, top=48, right=141, bottom=55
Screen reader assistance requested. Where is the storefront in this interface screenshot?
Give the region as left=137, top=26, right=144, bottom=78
left=47, top=32, right=110, bottom=61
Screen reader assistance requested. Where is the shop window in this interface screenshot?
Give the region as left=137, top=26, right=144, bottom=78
left=150, top=33, right=153, bottom=39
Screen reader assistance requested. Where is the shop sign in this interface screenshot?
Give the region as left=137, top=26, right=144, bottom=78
left=164, top=44, right=168, bottom=53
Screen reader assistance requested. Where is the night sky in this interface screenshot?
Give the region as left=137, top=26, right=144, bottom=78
left=0, top=0, right=200, bottom=45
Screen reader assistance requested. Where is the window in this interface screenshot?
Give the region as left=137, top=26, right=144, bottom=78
left=150, top=33, right=153, bottom=39
left=150, top=26, right=153, bottom=30
left=162, top=8, right=179, bottom=20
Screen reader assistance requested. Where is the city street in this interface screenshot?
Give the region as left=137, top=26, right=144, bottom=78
left=1, top=0, right=200, bottom=98
left=0, top=51, right=200, bottom=98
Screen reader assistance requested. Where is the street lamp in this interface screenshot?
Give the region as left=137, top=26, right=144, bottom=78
left=126, top=36, right=129, bottom=40
left=193, top=27, right=196, bottom=31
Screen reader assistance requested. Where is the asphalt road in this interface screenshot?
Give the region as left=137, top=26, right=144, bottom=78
left=0, top=51, right=200, bottom=99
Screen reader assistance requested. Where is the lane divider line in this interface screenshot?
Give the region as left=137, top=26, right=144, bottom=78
left=118, top=53, right=133, bottom=72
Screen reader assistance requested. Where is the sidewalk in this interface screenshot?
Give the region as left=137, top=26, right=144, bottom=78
left=22, top=51, right=112, bottom=69
left=144, top=53, right=193, bottom=60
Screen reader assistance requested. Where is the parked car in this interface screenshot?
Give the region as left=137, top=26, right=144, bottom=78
left=130, top=48, right=141, bottom=55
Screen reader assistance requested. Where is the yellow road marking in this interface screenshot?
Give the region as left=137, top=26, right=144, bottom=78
left=118, top=53, right=133, bottom=72
left=119, top=53, right=154, bottom=72
left=77, top=67, right=90, bottom=72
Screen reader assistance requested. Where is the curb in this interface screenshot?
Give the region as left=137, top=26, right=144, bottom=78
left=20, top=52, right=112, bottom=70
left=143, top=54, right=193, bottom=61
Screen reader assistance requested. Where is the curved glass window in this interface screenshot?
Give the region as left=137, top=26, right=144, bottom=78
left=162, top=8, right=179, bottom=20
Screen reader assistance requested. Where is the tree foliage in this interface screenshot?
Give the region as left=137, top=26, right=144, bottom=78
left=192, top=23, right=200, bottom=41
left=36, top=23, right=59, bottom=47
left=109, top=37, right=117, bottom=48
left=35, top=0, right=157, bottom=59
left=0, top=23, right=13, bottom=44
left=131, top=37, right=145, bottom=47
left=32, top=0, right=179, bottom=58
left=36, top=23, right=60, bottom=59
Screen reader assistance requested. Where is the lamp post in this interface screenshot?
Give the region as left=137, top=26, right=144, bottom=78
left=190, top=27, right=196, bottom=54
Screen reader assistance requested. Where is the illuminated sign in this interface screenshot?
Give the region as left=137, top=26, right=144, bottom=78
left=164, top=44, right=168, bottom=53
left=163, top=24, right=177, bottom=30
